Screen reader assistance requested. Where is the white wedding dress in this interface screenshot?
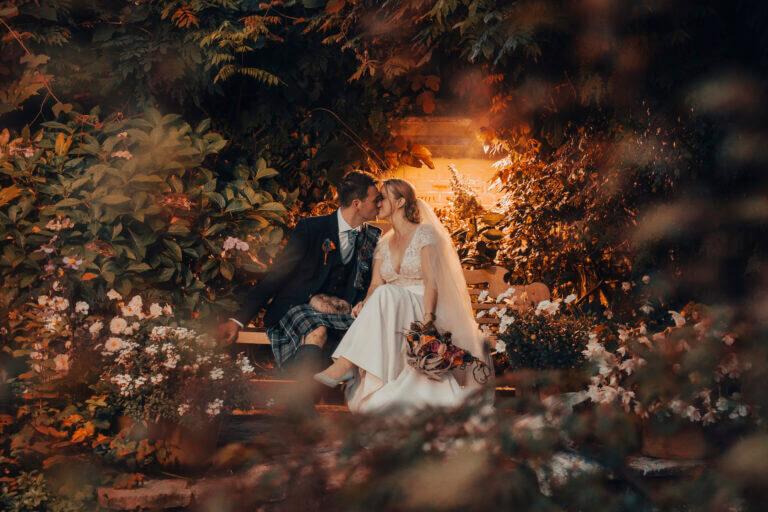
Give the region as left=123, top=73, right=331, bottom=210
left=332, top=223, right=478, bottom=414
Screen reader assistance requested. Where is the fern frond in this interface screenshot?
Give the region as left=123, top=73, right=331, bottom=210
left=213, top=64, right=236, bottom=84
left=238, top=67, right=281, bottom=86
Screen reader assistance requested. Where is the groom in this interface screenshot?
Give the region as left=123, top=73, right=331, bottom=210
left=218, top=170, right=382, bottom=371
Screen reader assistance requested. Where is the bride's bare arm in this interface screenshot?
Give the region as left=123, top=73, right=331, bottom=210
left=352, top=257, right=384, bottom=317
left=420, top=245, right=438, bottom=324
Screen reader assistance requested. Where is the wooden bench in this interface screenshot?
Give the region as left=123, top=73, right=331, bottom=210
left=236, top=265, right=550, bottom=344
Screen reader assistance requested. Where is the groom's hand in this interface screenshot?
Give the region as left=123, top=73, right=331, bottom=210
left=217, top=320, right=241, bottom=345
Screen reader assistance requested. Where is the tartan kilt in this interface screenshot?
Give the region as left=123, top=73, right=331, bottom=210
left=267, top=304, right=355, bottom=367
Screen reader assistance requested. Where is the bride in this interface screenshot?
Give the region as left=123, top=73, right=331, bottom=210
left=314, top=178, right=491, bottom=414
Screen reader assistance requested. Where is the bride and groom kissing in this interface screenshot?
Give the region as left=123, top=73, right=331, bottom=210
left=218, top=171, right=490, bottom=414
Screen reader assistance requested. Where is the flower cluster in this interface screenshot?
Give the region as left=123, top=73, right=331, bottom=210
left=222, top=236, right=249, bottom=252
left=97, top=295, right=255, bottom=423
left=583, top=305, right=750, bottom=425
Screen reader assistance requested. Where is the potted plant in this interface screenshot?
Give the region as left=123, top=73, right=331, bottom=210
left=491, top=297, right=592, bottom=399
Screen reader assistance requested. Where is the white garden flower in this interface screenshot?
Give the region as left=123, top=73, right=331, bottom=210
left=121, top=295, right=144, bottom=318
left=476, top=310, right=487, bottom=318
left=89, top=321, right=104, bottom=336
left=495, top=287, right=516, bottom=302
left=162, top=304, right=173, bottom=315
left=106, top=289, right=122, bottom=301
left=163, top=354, right=180, bottom=369
left=722, top=334, right=735, bottom=346
left=668, top=310, right=686, bottom=327
left=642, top=275, right=650, bottom=284
left=150, top=374, right=164, bottom=385
left=75, top=301, right=89, bottom=314
left=210, top=368, right=224, bottom=380
left=564, top=294, right=577, bottom=304
left=150, top=326, right=169, bottom=339
left=37, top=296, right=50, bottom=306
left=603, top=309, right=614, bottom=319
left=237, top=357, right=255, bottom=374
left=535, top=300, right=559, bottom=316
left=145, top=345, right=159, bottom=355
left=206, top=398, right=224, bottom=417
left=52, top=297, right=69, bottom=311
left=639, top=304, right=654, bottom=315
left=104, top=337, right=126, bottom=353
left=110, top=317, right=128, bottom=334
left=177, top=404, right=190, bottom=416
left=477, top=290, right=489, bottom=302
left=582, top=340, right=605, bottom=360
left=54, top=354, right=70, bottom=372
left=495, top=341, right=506, bottom=353
left=149, top=303, right=163, bottom=318
left=619, top=388, right=636, bottom=406
left=621, top=282, right=631, bottom=292
left=498, top=314, right=515, bottom=334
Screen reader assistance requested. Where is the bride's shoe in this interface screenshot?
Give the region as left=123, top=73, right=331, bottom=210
left=313, top=370, right=354, bottom=388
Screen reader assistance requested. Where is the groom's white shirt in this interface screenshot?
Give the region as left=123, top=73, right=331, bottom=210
left=337, top=208, right=359, bottom=264
left=231, top=209, right=359, bottom=329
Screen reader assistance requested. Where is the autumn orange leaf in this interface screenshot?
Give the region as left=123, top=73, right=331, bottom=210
left=81, top=272, right=98, bottom=280
left=71, top=427, right=89, bottom=443
left=326, top=0, right=346, bottom=14
left=34, top=425, right=68, bottom=439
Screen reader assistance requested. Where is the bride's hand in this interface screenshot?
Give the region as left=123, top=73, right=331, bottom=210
left=351, top=301, right=365, bottom=318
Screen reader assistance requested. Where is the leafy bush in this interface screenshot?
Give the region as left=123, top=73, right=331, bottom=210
left=496, top=307, right=592, bottom=371
left=584, top=304, right=751, bottom=426
left=0, top=108, right=296, bottom=318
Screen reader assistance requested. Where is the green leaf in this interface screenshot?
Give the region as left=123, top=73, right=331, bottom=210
left=52, top=103, right=73, bottom=118
left=204, top=192, right=225, bottom=209
left=255, top=166, right=279, bottom=180
left=220, top=260, right=234, bottom=280
left=163, top=239, right=182, bottom=261
left=482, top=228, right=505, bottom=241
left=100, top=194, right=131, bottom=205
left=195, top=119, right=211, bottom=134
left=204, top=223, right=226, bottom=236
left=258, top=202, right=286, bottom=213
left=225, top=198, right=251, bottom=213
left=126, top=263, right=151, bottom=272
left=131, top=174, right=164, bottom=183
left=167, top=223, right=190, bottom=236
left=54, top=198, right=81, bottom=208
left=481, top=213, right=504, bottom=226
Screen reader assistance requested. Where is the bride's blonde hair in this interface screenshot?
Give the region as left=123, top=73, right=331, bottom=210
left=384, top=178, right=421, bottom=224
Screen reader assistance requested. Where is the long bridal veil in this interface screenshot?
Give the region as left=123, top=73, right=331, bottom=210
left=416, top=199, right=488, bottom=365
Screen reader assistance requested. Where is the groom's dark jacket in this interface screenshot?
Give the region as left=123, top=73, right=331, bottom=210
left=233, top=212, right=381, bottom=328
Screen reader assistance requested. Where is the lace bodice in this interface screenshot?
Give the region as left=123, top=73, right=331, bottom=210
left=375, top=224, right=439, bottom=287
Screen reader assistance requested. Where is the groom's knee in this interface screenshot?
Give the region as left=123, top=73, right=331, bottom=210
left=303, top=326, right=328, bottom=347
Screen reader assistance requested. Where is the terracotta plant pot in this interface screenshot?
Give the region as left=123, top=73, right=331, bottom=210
left=149, top=419, right=222, bottom=473
left=640, top=421, right=709, bottom=460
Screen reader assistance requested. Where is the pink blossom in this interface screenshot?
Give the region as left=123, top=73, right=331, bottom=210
left=111, top=150, right=133, bottom=159
left=223, top=236, right=249, bottom=252
left=62, top=256, right=82, bottom=269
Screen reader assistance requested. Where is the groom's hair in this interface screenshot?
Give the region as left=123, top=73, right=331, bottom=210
left=338, top=170, right=378, bottom=207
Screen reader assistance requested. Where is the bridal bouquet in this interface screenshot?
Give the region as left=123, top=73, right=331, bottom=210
left=403, top=322, right=490, bottom=384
